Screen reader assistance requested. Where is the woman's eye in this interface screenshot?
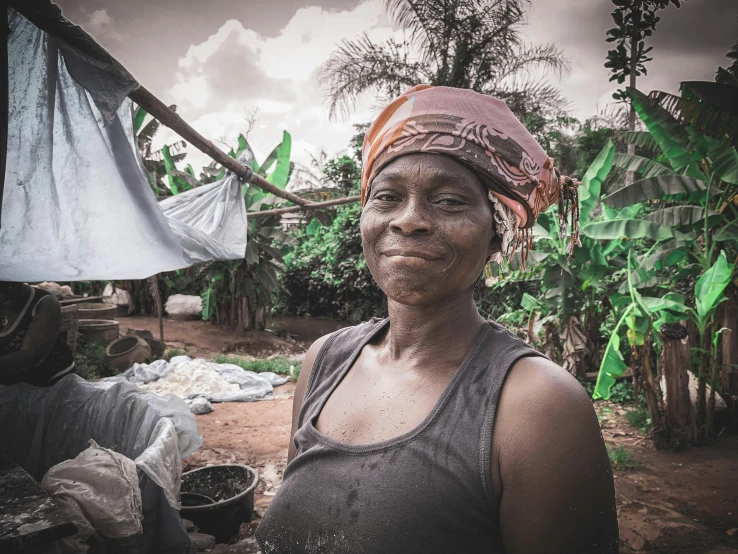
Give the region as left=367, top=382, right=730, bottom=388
left=374, top=193, right=400, bottom=202
left=436, top=198, right=464, bottom=206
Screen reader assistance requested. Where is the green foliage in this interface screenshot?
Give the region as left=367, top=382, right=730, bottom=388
left=607, top=445, right=642, bottom=469
left=277, top=202, right=386, bottom=323
left=625, top=403, right=652, bottom=433
left=213, top=355, right=301, bottom=379
left=74, top=338, right=108, bottom=381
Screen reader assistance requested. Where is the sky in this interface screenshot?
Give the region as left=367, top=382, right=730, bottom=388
left=55, top=0, right=738, bottom=175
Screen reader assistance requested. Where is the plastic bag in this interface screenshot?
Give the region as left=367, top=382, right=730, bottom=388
left=102, top=283, right=132, bottom=308
left=165, top=294, right=203, bottom=317
left=41, top=440, right=144, bottom=552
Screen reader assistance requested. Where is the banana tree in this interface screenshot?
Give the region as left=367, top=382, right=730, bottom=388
left=587, top=86, right=738, bottom=440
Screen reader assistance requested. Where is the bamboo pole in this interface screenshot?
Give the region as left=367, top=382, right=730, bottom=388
left=250, top=195, right=361, bottom=218
left=129, top=86, right=312, bottom=208
left=148, top=275, right=164, bottom=343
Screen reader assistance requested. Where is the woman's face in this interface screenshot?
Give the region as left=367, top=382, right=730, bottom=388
left=360, top=153, right=498, bottom=306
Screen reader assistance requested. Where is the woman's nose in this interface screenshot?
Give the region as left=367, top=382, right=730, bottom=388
left=389, top=197, right=432, bottom=235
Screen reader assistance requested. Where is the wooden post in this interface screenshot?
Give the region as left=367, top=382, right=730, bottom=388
left=249, top=195, right=361, bottom=218
left=129, top=86, right=312, bottom=208
left=660, top=326, right=695, bottom=447
left=720, top=298, right=738, bottom=429
left=148, top=275, right=164, bottom=343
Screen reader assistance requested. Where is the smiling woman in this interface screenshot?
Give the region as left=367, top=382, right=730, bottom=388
left=256, top=86, right=618, bottom=554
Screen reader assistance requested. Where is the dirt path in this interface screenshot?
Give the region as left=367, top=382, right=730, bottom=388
left=117, top=316, right=304, bottom=358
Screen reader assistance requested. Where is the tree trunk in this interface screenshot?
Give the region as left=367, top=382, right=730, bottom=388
left=697, top=328, right=710, bottom=441
left=640, top=333, right=663, bottom=445
left=720, top=298, right=738, bottom=429
left=660, top=334, right=695, bottom=447
left=625, top=4, right=641, bottom=186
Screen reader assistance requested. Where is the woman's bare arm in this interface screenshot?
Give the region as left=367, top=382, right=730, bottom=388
left=492, top=356, right=619, bottom=553
left=0, top=295, right=61, bottom=370
left=287, top=334, right=331, bottom=463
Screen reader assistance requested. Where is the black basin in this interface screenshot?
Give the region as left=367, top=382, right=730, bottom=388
left=180, top=464, right=259, bottom=543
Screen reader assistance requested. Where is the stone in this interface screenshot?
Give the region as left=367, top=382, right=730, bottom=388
left=238, top=520, right=259, bottom=539
left=189, top=532, right=216, bottom=551
left=619, top=527, right=646, bottom=551
left=181, top=518, right=196, bottom=532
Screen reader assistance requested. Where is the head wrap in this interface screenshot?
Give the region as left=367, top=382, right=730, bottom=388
left=361, top=85, right=580, bottom=266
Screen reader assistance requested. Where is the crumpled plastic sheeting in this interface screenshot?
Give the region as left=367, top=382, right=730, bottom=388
left=41, top=440, right=144, bottom=552
left=0, top=12, right=247, bottom=281
left=0, top=375, right=202, bottom=510
left=115, top=356, right=289, bottom=411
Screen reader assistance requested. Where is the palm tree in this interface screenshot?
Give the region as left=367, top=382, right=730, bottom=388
left=319, top=0, right=570, bottom=129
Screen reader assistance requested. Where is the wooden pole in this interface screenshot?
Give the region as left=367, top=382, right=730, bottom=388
left=129, top=86, right=312, bottom=208
left=250, top=195, right=360, bottom=218
left=148, top=275, right=164, bottom=343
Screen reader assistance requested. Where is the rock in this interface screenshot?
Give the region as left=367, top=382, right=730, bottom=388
left=181, top=518, right=196, bottom=532
left=238, top=520, right=259, bottom=539
left=208, top=538, right=261, bottom=553
left=189, top=532, right=216, bottom=551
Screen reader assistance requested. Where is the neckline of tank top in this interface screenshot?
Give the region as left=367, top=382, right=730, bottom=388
left=0, top=286, right=35, bottom=337
left=306, top=318, right=493, bottom=455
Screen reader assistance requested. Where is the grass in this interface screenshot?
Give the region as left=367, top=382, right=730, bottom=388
left=625, top=403, right=652, bottom=433
left=214, top=355, right=301, bottom=380
left=165, top=347, right=186, bottom=360
left=74, top=338, right=109, bottom=381
left=607, top=445, right=642, bottom=470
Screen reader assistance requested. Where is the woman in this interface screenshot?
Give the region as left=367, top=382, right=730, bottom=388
left=257, top=86, right=618, bottom=553
left=0, top=281, right=75, bottom=386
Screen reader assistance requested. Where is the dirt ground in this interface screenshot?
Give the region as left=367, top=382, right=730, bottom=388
left=128, top=316, right=738, bottom=553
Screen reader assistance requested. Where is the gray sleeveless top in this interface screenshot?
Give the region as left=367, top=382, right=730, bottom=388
left=256, top=317, right=545, bottom=553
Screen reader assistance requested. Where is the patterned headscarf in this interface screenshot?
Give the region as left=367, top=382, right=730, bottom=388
left=361, top=85, right=580, bottom=266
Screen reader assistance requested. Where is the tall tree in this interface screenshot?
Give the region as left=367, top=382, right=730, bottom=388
left=604, top=0, right=683, bottom=182
left=319, top=0, right=570, bottom=133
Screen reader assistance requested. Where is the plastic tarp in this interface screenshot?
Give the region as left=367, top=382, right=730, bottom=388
left=0, top=8, right=247, bottom=281
left=112, top=356, right=290, bottom=411
left=41, top=440, right=144, bottom=551
left=0, top=375, right=202, bottom=553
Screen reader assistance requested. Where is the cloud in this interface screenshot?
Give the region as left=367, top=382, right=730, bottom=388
left=80, top=8, right=125, bottom=42
left=165, top=0, right=399, bottom=174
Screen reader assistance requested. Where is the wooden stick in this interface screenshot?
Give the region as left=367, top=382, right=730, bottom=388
left=148, top=275, right=164, bottom=343
left=129, top=86, right=312, bottom=208
left=249, top=195, right=361, bottom=218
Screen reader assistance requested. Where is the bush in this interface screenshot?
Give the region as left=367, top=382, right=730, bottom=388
left=276, top=203, right=386, bottom=323
left=74, top=338, right=108, bottom=381
left=214, top=355, right=301, bottom=379
left=607, top=445, right=642, bottom=469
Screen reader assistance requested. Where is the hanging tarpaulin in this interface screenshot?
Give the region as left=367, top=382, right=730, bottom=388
left=0, top=8, right=247, bottom=281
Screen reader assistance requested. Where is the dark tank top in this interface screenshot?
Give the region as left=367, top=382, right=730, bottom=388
left=0, top=287, right=75, bottom=386
left=256, top=317, right=545, bottom=553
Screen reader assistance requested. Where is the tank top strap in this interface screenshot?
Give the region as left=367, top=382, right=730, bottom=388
left=299, top=318, right=388, bottom=429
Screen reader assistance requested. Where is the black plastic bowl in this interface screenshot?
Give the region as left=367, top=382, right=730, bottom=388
left=180, top=464, right=259, bottom=542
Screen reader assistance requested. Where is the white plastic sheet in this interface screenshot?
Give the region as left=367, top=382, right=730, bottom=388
left=0, top=11, right=247, bottom=281
left=115, top=356, right=289, bottom=411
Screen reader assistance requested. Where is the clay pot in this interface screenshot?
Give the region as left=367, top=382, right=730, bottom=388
left=106, top=335, right=151, bottom=371
left=126, top=328, right=166, bottom=358
left=77, top=303, right=118, bottom=321
left=78, top=319, right=120, bottom=345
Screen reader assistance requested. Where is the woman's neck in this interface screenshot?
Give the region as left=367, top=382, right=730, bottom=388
left=381, top=291, right=485, bottom=370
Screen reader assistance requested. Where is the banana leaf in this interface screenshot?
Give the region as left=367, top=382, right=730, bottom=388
left=593, top=304, right=634, bottom=399
left=161, top=144, right=179, bottom=195
left=604, top=175, right=709, bottom=208
left=520, top=292, right=541, bottom=311
left=645, top=206, right=719, bottom=227
left=640, top=246, right=686, bottom=272
left=706, top=137, right=738, bottom=186
left=695, top=251, right=734, bottom=320
left=305, top=218, right=322, bottom=236
left=255, top=265, right=279, bottom=291
left=582, top=219, right=685, bottom=241
left=628, top=88, right=702, bottom=178
left=715, top=219, right=738, bottom=242
left=580, top=139, right=615, bottom=220
left=201, top=288, right=216, bottom=321
left=133, top=107, right=148, bottom=133
left=612, top=153, right=674, bottom=179
left=682, top=81, right=738, bottom=117
left=617, top=131, right=659, bottom=151
left=266, top=131, right=292, bottom=188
